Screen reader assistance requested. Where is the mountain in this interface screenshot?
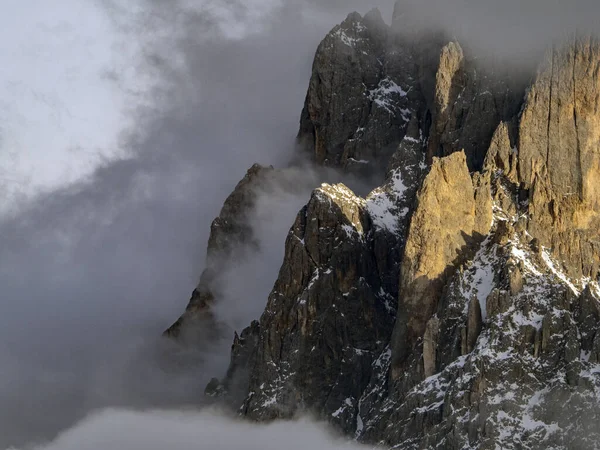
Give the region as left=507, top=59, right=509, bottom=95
left=167, top=3, right=600, bottom=449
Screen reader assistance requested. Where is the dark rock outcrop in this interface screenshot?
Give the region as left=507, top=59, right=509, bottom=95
left=298, top=9, right=436, bottom=172
left=426, top=41, right=525, bottom=171
left=164, top=164, right=275, bottom=341
left=222, top=129, right=428, bottom=430
left=238, top=183, right=395, bottom=431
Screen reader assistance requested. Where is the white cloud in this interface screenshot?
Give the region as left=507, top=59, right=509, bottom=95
left=22, top=409, right=372, bottom=450
left=0, top=0, right=135, bottom=213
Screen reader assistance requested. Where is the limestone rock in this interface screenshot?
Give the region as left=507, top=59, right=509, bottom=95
left=298, top=11, right=394, bottom=167
left=423, top=316, right=440, bottom=378
left=219, top=125, right=427, bottom=431
left=298, top=9, right=440, bottom=172
left=486, top=288, right=512, bottom=319
left=466, top=296, right=483, bottom=353
left=238, top=183, right=396, bottom=432
left=518, top=36, right=600, bottom=280
left=427, top=41, right=466, bottom=162
left=473, top=170, right=493, bottom=236
left=484, top=121, right=519, bottom=184
left=164, top=8, right=600, bottom=449
left=427, top=42, right=525, bottom=171
left=366, top=115, right=427, bottom=300
left=392, top=151, right=480, bottom=373
left=508, top=265, right=524, bottom=295
left=364, top=223, right=600, bottom=449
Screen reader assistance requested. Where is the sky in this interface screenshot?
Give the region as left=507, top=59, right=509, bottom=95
left=1, top=0, right=600, bottom=448
left=0, top=0, right=135, bottom=214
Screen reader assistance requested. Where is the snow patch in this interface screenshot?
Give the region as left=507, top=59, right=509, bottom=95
left=347, top=157, right=369, bottom=164
left=511, top=247, right=542, bottom=277
left=368, top=78, right=409, bottom=116
left=459, top=238, right=496, bottom=321
left=262, top=395, right=278, bottom=407
left=331, top=397, right=354, bottom=418
left=334, top=23, right=365, bottom=48
left=541, top=248, right=580, bottom=295
left=366, top=169, right=408, bottom=233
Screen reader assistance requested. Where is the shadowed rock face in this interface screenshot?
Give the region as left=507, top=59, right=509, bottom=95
left=426, top=41, right=525, bottom=171
left=220, top=131, right=428, bottom=430
left=297, top=8, right=436, bottom=173
left=298, top=8, right=525, bottom=174
left=164, top=164, right=274, bottom=341
left=238, top=184, right=395, bottom=429
left=165, top=4, right=600, bottom=448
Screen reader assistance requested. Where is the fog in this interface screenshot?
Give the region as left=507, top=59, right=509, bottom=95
left=393, top=0, right=600, bottom=64
left=1, top=0, right=599, bottom=448
left=17, top=409, right=372, bottom=450
left=0, top=0, right=393, bottom=447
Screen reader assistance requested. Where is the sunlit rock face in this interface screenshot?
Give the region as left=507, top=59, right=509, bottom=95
left=390, top=150, right=489, bottom=377
left=518, top=37, right=600, bottom=281
left=168, top=3, right=600, bottom=448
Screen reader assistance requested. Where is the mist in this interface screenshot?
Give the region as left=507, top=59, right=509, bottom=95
left=392, top=0, right=600, bottom=66
left=19, top=409, right=373, bottom=450
left=0, top=0, right=395, bottom=447
left=2, top=0, right=600, bottom=448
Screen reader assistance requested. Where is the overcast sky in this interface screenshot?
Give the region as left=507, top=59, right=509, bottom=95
left=0, top=0, right=133, bottom=214
left=1, top=0, right=600, bottom=448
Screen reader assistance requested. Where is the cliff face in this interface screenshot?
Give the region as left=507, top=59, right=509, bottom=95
left=518, top=37, right=600, bottom=281
left=223, top=129, right=428, bottom=433
left=391, top=151, right=490, bottom=378
left=167, top=3, right=600, bottom=449
left=297, top=9, right=432, bottom=172
left=426, top=41, right=525, bottom=171
left=240, top=183, right=394, bottom=429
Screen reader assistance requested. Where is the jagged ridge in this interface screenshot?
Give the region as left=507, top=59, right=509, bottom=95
left=167, top=4, right=600, bottom=449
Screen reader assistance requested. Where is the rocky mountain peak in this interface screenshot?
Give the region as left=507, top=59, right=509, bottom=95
left=363, top=7, right=385, bottom=27
left=314, top=183, right=368, bottom=235
left=164, top=163, right=275, bottom=340
left=166, top=7, right=600, bottom=449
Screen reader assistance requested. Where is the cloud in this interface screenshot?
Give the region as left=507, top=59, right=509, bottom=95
left=0, top=1, right=394, bottom=448
left=392, top=0, right=600, bottom=66
left=20, top=409, right=372, bottom=450
left=0, top=0, right=130, bottom=213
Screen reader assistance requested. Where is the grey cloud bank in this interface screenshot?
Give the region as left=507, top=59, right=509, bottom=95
left=23, top=409, right=373, bottom=450
left=392, top=0, right=600, bottom=65
left=0, top=0, right=392, bottom=447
